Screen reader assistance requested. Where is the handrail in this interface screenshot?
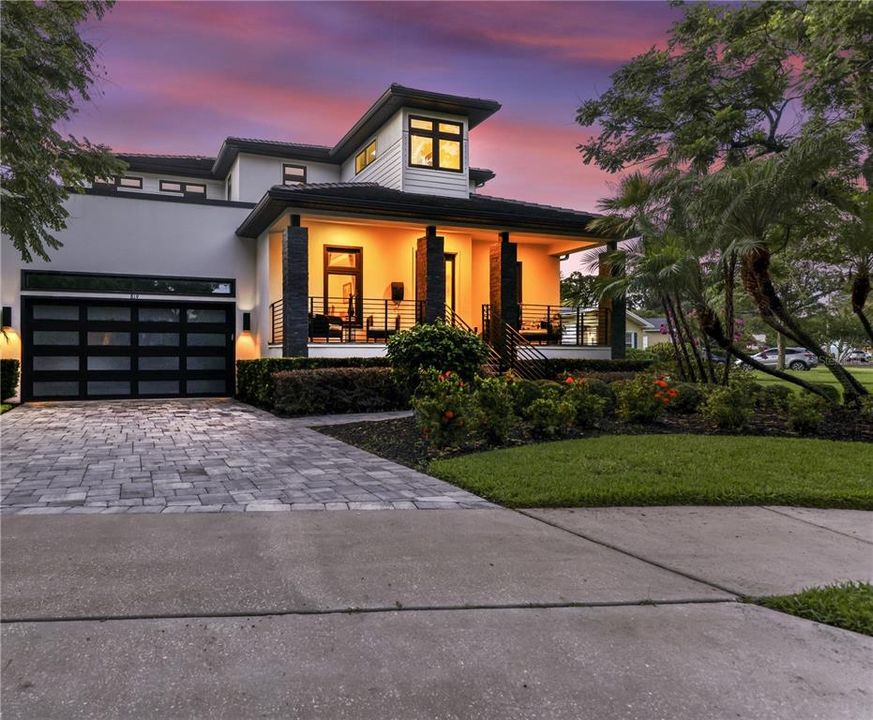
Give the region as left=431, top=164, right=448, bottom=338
left=445, top=305, right=502, bottom=375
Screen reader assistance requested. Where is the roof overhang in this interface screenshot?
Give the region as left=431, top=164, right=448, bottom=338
left=330, top=84, right=501, bottom=163
left=236, top=185, right=606, bottom=242
left=212, top=139, right=333, bottom=178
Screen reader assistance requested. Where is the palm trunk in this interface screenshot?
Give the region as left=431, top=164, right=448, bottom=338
left=661, top=294, right=691, bottom=381
left=675, top=300, right=709, bottom=384
left=697, top=305, right=834, bottom=402
left=851, top=271, right=873, bottom=346
left=721, top=254, right=736, bottom=386
left=741, top=248, right=868, bottom=401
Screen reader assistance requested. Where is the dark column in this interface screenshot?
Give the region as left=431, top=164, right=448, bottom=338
left=282, top=216, right=309, bottom=357
left=598, top=241, right=626, bottom=359
left=489, top=231, right=519, bottom=368
left=415, top=225, right=445, bottom=323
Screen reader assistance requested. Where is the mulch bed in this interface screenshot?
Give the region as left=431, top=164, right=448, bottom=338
left=317, top=408, right=873, bottom=469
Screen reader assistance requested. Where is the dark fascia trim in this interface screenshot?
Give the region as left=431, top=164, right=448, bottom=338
left=212, top=139, right=333, bottom=178
left=236, top=187, right=599, bottom=240
left=469, top=167, right=496, bottom=186
left=330, top=84, right=501, bottom=163
left=81, top=186, right=256, bottom=209
left=116, top=154, right=217, bottom=180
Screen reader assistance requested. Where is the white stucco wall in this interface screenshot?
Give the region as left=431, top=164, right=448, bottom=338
left=1, top=193, right=257, bottom=341
left=234, top=153, right=341, bottom=202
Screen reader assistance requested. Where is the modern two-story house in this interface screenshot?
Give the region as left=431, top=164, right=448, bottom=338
left=0, top=85, right=624, bottom=402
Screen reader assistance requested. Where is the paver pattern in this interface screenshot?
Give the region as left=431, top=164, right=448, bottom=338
left=0, top=400, right=492, bottom=514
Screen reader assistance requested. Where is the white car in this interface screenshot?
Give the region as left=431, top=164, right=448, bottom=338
left=738, top=347, right=819, bottom=371
left=845, top=349, right=872, bottom=363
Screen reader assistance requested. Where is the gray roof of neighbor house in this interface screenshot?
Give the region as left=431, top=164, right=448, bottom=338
left=117, top=85, right=502, bottom=181
left=236, top=183, right=601, bottom=239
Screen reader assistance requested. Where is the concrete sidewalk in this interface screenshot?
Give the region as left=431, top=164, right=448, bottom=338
left=2, top=506, right=872, bottom=719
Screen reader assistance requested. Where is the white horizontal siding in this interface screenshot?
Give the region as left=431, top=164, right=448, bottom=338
left=349, top=136, right=402, bottom=189
left=404, top=164, right=469, bottom=198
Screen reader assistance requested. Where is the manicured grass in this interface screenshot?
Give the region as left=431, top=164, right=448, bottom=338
left=753, top=582, right=873, bottom=637
left=428, top=435, right=873, bottom=509
left=0, top=403, right=13, bottom=415
left=752, top=366, right=873, bottom=397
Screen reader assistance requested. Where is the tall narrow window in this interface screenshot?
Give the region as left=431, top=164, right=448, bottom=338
left=355, top=141, right=377, bottom=174
left=323, top=247, right=363, bottom=325
left=282, top=164, right=307, bottom=185
left=408, top=116, right=463, bottom=172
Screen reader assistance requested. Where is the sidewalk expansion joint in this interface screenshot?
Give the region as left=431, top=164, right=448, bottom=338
left=759, top=506, right=873, bottom=546
left=515, top=508, right=743, bottom=597
left=0, top=597, right=737, bottom=626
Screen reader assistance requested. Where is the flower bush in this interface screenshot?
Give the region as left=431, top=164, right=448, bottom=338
left=667, top=382, right=705, bottom=415
left=613, top=374, right=678, bottom=423
left=563, top=377, right=607, bottom=428
left=412, top=370, right=474, bottom=449
left=472, top=376, right=517, bottom=445
left=525, top=396, right=576, bottom=439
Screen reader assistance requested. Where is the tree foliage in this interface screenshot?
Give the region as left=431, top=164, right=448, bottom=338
left=1, top=0, right=125, bottom=262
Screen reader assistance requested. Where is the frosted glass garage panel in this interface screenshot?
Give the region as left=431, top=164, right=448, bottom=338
left=139, top=380, right=180, bottom=395
left=186, top=356, right=225, bottom=370
left=32, top=305, right=79, bottom=321
left=33, top=356, right=79, bottom=371
left=139, top=333, right=180, bottom=346
left=33, top=331, right=79, bottom=345
left=87, top=331, right=130, bottom=346
left=187, top=308, right=226, bottom=323
left=87, top=306, right=131, bottom=321
left=187, top=379, right=226, bottom=394
left=88, top=356, right=131, bottom=371
left=139, top=308, right=180, bottom=323
left=87, top=381, right=131, bottom=395
left=187, top=333, right=225, bottom=346
left=32, top=381, right=79, bottom=396
left=139, top=356, right=179, bottom=371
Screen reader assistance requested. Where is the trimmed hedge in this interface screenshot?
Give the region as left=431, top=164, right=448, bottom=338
left=273, top=367, right=408, bottom=417
left=518, top=358, right=655, bottom=380
left=236, top=357, right=389, bottom=408
left=1, top=359, right=20, bottom=401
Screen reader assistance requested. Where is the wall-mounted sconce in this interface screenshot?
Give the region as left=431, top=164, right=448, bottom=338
left=1, top=306, right=12, bottom=330
left=242, top=311, right=252, bottom=332
left=391, top=282, right=404, bottom=302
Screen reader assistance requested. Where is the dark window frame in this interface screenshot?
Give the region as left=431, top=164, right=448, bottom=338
left=94, top=175, right=143, bottom=190
left=322, top=246, right=363, bottom=325
left=354, top=140, right=377, bottom=174
left=408, top=115, right=464, bottom=173
left=22, top=270, right=236, bottom=298
left=159, top=180, right=208, bottom=196
left=445, top=253, right=456, bottom=312
left=282, top=163, right=307, bottom=185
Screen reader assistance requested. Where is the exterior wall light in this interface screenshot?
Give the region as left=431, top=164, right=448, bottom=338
left=1, top=306, right=12, bottom=330
left=242, top=311, right=252, bottom=332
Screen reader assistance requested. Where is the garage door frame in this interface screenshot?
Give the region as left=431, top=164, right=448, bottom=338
left=21, top=296, right=236, bottom=401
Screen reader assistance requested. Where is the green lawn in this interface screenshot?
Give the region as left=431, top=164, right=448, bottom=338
left=753, top=582, right=873, bottom=637
left=0, top=403, right=13, bottom=415
left=429, top=435, right=873, bottom=509
left=752, top=366, right=873, bottom=396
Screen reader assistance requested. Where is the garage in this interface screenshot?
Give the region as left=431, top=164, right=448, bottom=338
left=21, top=296, right=235, bottom=401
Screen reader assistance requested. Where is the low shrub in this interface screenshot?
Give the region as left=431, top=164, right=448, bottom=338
left=858, top=395, right=873, bottom=424
left=412, top=370, right=475, bottom=449
left=787, top=393, right=828, bottom=435
left=811, top=382, right=841, bottom=405
left=579, top=377, right=617, bottom=414
left=237, top=357, right=389, bottom=408
left=471, top=376, right=517, bottom=445
left=272, top=367, right=407, bottom=417
left=1, top=359, right=21, bottom=401
left=668, top=382, right=705, bottom=415
left=563, top=378, right=607, bottom=428
left=758, top=384, right=792, bottom=411
left=700, top=382, right=755, bottom=430
left=387, top=321, right=488, bottom=392
left=525, top=396, right=576, bottom=439
left=533, top=358, right=655, bottom=380
left=507, top=378, right=559, bottom=416
left=613, top=374, right=678, bottom=423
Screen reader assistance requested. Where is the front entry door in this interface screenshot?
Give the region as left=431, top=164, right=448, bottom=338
left=445, top=253, right=456, bottom=314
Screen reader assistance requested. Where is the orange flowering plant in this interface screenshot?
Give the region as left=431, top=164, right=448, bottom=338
left=613, top=373, right=678, bottom=423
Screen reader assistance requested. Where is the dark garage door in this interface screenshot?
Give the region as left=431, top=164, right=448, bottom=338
left=22, top=298, right=235, bottom=401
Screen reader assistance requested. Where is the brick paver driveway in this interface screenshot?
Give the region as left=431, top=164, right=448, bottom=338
left=0, top=400, right=492, bottom=514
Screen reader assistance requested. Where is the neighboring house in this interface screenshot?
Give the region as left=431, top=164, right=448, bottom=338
left=624, top=312, right=657, bottom=350
left=1, top=84, right=622, bottom=402
left=635, top=315, right=673, bottom=349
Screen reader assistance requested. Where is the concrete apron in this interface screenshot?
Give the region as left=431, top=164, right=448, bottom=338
left=3, top=604, right=872, bottom=720
left=1, top=509, right=729, bottom=621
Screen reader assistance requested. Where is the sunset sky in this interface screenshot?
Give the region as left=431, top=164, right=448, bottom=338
left=70, top=1, right=682, bottom=213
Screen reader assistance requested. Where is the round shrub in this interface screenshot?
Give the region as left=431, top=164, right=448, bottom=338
left=563, top=380, right=607, bottom=428
left=525, top=397, right=576, bottom=439
left=508, top=378, right=558, bottom=415
left=471, top=376, right=517, bottom=445
left=1, top=359, right=20, bottom=401
left=758, top=384, right=792, bottom=412
left=613, top=374, right=678, bottom=423
left=810, top=382, right=841, bottom=405
left=667, top=382, right=705, bottom=414
left=387, top=321, right=488, bottom=391
left=412, top=370, right=474, bottom=450
left=581, top=377, right=616, bottom=415
left=786, top=392, right=828, bottom=435
left=700, top=383, right=754, bottom=431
